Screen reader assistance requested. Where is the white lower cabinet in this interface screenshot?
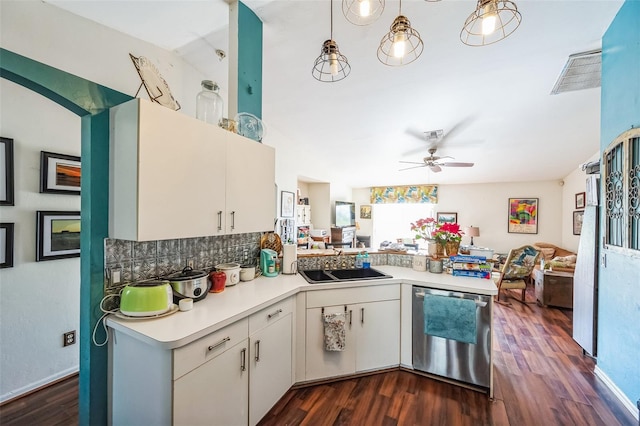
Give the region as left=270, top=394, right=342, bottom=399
left=248, top=299, right=293, bottom=425
left=173, top=338, right=249, bottom=426
left=110, top=297, right=294, bottom=426
left=304, top=285, right=400, bottom=382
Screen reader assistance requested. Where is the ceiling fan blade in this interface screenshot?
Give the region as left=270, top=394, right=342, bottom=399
left=429, top=164, right=442, bottom=173
left=399, top=161, right=425, bottom=165
left=440, top=162, right=474, bottom=167
left=399, top=164, right=427, bottom=171
left=439, top=116, right=475, bottom=146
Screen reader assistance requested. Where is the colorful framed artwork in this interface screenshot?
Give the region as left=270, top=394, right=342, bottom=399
left=40, top=151, right=81, bottom=195
left=508, top=198, right=538, bottom=234
left=575, top=192, right=586, bottom=209
left=573, top=210, right=584, bottom=235
left=436, top=212, right=457, bottom=224
left=360, top=205, right=372, bottom=219
left=280, top=191, right=295, bottom=218
left=0, top=223, right=14, bottom=268
left=1, top=137, right=14, bottom=206
left=36, top=211, right=81, bottom=261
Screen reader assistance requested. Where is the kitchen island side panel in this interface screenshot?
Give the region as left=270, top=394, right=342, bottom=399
left=110, top=331, right=172, bottom=425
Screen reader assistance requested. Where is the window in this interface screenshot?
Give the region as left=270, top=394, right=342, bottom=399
left=603, top=127, right=640, bottom=251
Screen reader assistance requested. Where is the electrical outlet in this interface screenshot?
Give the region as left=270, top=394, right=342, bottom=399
left=186, top=257, right=195, bottom=268
left=63, top=330, right=76, bottom=347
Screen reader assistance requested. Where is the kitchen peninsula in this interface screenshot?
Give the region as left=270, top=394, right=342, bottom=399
left=107, top=266, right=497, bottom=425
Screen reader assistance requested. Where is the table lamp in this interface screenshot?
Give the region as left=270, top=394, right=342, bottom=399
left=465, top=226, right=480, bottom=246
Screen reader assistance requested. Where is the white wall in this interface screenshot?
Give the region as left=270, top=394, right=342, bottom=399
left=561, top=152, right=599, bottom=253
left=0, top=80, right=81, bottom=402
left=0, top=0, right=207, bottom=402
left=351, top=180, right=565, bottom=254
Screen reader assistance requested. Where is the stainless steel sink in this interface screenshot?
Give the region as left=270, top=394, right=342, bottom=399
left=299, top=268, right=392, bottom=284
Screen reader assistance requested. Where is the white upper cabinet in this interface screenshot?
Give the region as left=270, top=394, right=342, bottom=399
left=226, top=131, right=276, bottom=234
left=109, top=99, right=275, bottom=241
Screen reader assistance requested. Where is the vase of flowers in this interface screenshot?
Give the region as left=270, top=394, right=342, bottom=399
left=432, top=222, right=464, bottom=257
left=410, top=217, right=438, bottom=255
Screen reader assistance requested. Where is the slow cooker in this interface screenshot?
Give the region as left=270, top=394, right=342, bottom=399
left=119, top=281, right=173, bottom=317
left=166, top=266, right=210, bottom=303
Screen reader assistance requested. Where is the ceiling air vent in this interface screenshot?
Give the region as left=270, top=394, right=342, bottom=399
left=551, top=49, right=602, bottom=95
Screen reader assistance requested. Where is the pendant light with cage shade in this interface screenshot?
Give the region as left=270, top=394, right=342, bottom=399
left=312, top=0, right=351, bottom=82
left=460, top=0, right=521, bottom=46
left=342, top=0, right=385, bottom=26
left=377, top=0, right=423, bottom=67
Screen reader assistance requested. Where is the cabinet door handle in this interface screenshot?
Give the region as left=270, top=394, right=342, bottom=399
left=240, top=348, right=246, bottom=371
left=255, top=340, right=260, bottom=362
left=230, top=211, right=235, bottom=230
left=217, top=211, right=222, bottom=231
left=349, top=310, right=353, bottom=326
left=267, top=309, right=282, bottom=319
left=361, top=307, right=364, bottom=324
left=208, top=336, right=230, bottom=352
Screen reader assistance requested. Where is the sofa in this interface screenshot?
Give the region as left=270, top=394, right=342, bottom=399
left=533, top=242, right=577, bottom=272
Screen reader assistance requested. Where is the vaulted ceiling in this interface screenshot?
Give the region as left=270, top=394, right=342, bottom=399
left=47, top=0, right=623, bottom=187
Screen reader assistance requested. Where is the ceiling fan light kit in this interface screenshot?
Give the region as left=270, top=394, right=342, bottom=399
left=460, top=0, right=522, bottom=46
left=342, top=0, right=385, bottom=25
left=312, top=0, right=351, bottom=82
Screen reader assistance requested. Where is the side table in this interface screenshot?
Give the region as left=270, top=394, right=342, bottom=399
left=533, top=268, right=574, bottom=308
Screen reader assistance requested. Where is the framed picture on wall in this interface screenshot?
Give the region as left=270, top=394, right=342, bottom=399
left=0, top=223, right=14, bottom=268
left=1, top=137, right=15, bottom=206
left=360, top=205, right=372, bottom=219
left=573, top=210, right=585, bottom=235
left=436, top=212, right=457, bottom=224
left=36, top=211, right=81, bottom=261
left=40, top=151, right=81, bottom=195
left=280, top=191, right=294, bottom=218
left=575, top=192, right=586, bottom=209
left=508, top=198, right=539, bottom=234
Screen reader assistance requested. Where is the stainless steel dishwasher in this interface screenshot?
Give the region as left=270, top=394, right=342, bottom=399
left=412, top=286, right=491, bottom=390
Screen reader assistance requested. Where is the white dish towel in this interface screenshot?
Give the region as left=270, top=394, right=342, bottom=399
left=323, top=312, right=346, bottom=351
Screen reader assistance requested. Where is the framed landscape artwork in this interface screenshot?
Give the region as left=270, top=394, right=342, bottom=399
left=40, top=151, right=81, bottom=195
left=573, top=210, right=584, bottom=235
left=1, top=137, right=14, bottom=206
left=436, top=212, right=457, bottom=224
left=36, top=211, right=81, bottom=261
left=0, top=223, right=14, bottom=268
left=508, top=198, right=539, bottom=234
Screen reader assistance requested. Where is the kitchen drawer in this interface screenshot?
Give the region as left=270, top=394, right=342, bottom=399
left=306, top=284, right=400, bottom=308
left=249, top=297, right=294, bottom=335
left=173, top=318, right=248, bottom=379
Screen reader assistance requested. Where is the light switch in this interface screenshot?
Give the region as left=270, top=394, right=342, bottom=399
left=112, top=269, right=121, bottom=284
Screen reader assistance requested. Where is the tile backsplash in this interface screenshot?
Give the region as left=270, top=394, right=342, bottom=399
left=104, top=232, right=262, bottom=292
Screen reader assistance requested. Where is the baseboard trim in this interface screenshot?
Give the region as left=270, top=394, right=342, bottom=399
left=594, top=365, right=639, bottom=421
left=0, top=367, right=79, bottom=405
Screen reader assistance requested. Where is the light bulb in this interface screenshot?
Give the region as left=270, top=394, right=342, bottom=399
left=481, top=2, right=498, bottom=35
left=329, top=53, right=339, bottom=76
left=392, top=31, right=407, bottom=58
left=359, top=0, right=371, bottom=17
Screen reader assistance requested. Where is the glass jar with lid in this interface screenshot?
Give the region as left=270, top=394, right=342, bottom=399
left=196, top=80, right=223, bottom=126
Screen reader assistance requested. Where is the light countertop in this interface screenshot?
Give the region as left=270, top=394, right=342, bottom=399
left=106, top=265, right=497, bottom=349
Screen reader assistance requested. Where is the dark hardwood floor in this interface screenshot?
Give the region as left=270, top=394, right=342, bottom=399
left=1, top=288, right=636, bottom=425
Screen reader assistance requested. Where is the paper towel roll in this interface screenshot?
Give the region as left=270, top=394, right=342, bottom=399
left=282, top=244, right=297, bottom=274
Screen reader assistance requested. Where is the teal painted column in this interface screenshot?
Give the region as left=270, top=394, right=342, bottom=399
left=1, top=48, right=132, bottom=426
left=79, top=111, right=111, bottom=425
left=237, top=1, right=263, bottom=119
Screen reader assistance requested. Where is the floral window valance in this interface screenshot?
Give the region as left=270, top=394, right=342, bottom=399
left=370, top=185, right=438, bottom=204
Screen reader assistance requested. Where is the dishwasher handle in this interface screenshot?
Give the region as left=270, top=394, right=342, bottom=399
left=414, top=290, right=488, bottom=308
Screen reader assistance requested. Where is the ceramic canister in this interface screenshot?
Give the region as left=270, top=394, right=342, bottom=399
left=429, top=258, right=443, bottom=274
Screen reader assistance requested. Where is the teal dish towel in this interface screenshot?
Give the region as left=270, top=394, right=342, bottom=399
left=424, top=294, right=477, bottom=345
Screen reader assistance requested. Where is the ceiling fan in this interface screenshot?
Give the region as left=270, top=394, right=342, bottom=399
left=399, top=147, right=474, bottom=173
